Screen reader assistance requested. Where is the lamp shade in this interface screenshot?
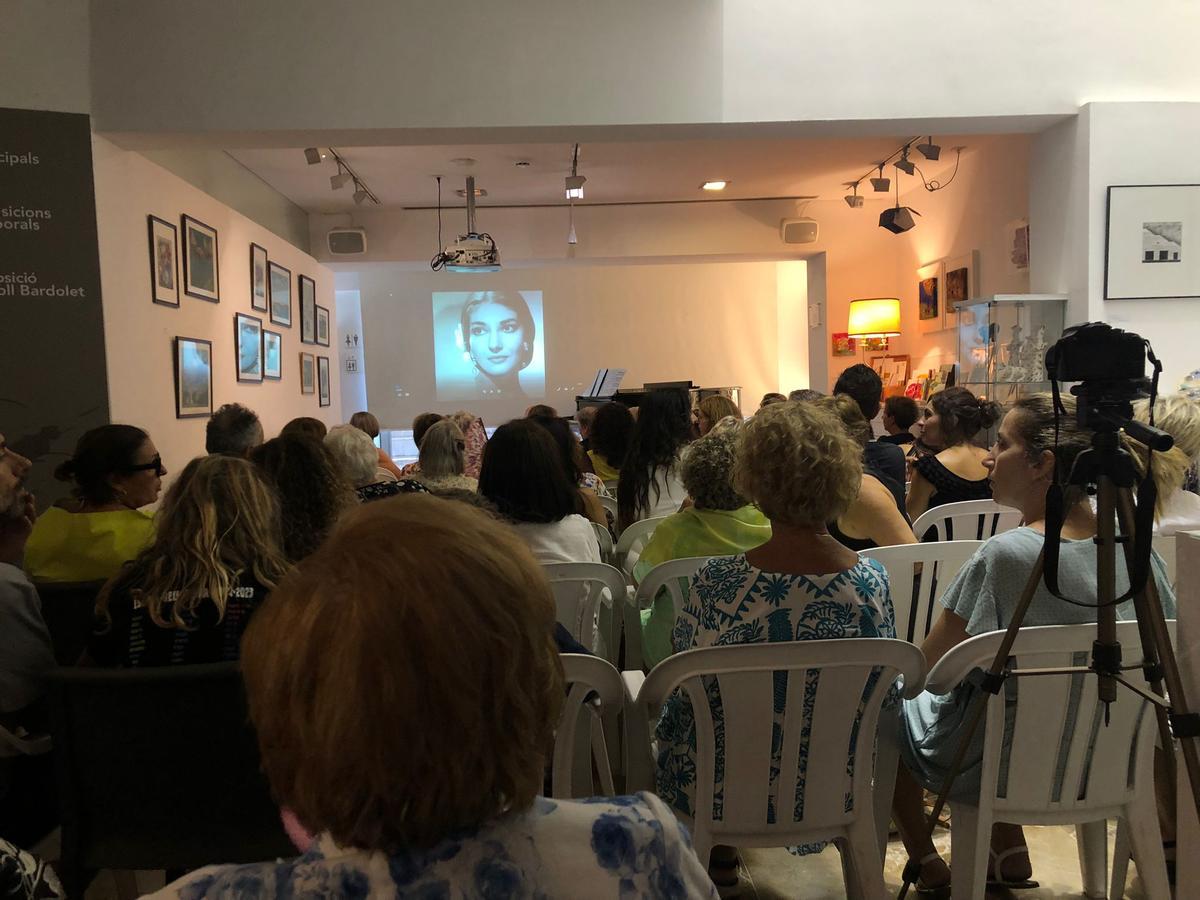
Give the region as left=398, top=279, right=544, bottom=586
left=847, top=297, right=901, bottom=337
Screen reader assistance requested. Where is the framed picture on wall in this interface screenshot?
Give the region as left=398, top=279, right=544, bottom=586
left=235, top=313, right=263, bottom=383
left=181, top=214, right=219, bottom=302
left=317, top=355, right=331, bottom=407
left=1105, top=184, right=1200, bottom=299
left=263, top=329, right=282, bottom=380
left=250, top=243, right=269, bottom=312
left=148, top=216, right=179, bottom=307
left=941, top=250, right=979, bottom=329
left=299, top=275, right=317, bottom=344
left=917, top=260, right=944, bottom=335
left=300, top=351, right=316, bottom=394
left=316, top=305, right=330, bottom=346
left=173, top=336, right=212, bottom=418
left=269, top=261, right=292, bottom=326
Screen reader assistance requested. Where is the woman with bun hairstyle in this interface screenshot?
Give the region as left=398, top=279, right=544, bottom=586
left=906, top=387, right=1001, bottom=524
left=25, top=425, right=163, bottom=583
left=460, top=291, right=537, bottom=397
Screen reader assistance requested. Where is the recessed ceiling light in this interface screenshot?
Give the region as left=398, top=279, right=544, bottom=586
left=701, top=181, right=729, bottom=191
left=450, top=157, right=476, bottom=167
left=455, top=187, right=488, bottom=198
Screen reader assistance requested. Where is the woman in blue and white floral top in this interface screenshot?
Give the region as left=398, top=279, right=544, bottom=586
left=654, top=400, right=895, bottom=886
left=151, top=495, right=716, bottom=900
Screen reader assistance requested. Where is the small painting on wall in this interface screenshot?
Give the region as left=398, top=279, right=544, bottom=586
left=832, top=333, right=857, bottom=356
left=269, top=261, right=292, bottom=326
left=316, top=305, right=330, bottom=346
left=250, top=243, right=269, bottom=312
left=263, top=329, right=282, bottom=380
left=300, top=352, right=315, bottom=394
left=862, top=337, right=889, bottom=352
left=317, top=355, right=331, bottom=407
left=917, top=261, right=944, bottom=334
left=173, top=336, right=212, bottom=418
left=1106, top=184, right=1200, bottom=299
left=235, top=313, right=263, bottom=383
left=299, top=274, right=317, bottom=344
left=148, top=216, right=179, bottom=307
left=182, top=215, right=219, bottom=302
left=941, top=250, right=979, bottom=329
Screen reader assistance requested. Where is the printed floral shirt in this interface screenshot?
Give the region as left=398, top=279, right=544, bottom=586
left=149, top=793, right=717, bottom=900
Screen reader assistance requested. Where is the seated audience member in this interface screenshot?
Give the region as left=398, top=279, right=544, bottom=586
left=893, top=394, right=1178, bottom=893
left=880, top=395, right=919, bottom=446
left=587, top=402, right=633, bottom=484
left=833, top=363, right=906, bottom=490
left=529, top=416, right=607, bottom=524
left=87, top=455, right=290, bottom=668
left=694, top=394, right=740, bottom=437
left=205, top=403, right=264, bottom=458
left=24, top=425, right=162, bottom=583
left=150, top=496, right=714, bottom=900
left=758, top=392, right=787, bottom=410
left=398, top=412, right=443, bottom=477
left=325, top=425, right=425, bottom=502
left=906, top=387, right=999, bottom=526
left=617, top=389, right=691, bottom=532
left=655, top=401, right=895, bottom=882
left=478, top=420, right=600, bottom=565
left=788, top=388, right=824, bottom=403
left=1133, top=393, right=1200, bottom=535
left=251, top=435, right=354, bottom=562
left=412, top=420, right=478, bottom=492
left=635, top=420, right=771, bottom=668
left=525, top=403, right=558, bottom=418
left=450, top=410, right=489, bottom=478
left=575, top=405, right=597, bottom=452
left=279, top=417, right=327, bottom=441
left=814, top=395, right=916, bottom=550
left=348, top=410, right=403, bottom=480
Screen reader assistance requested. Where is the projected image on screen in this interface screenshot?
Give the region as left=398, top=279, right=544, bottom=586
left=433, top=290, right=545, bottom=401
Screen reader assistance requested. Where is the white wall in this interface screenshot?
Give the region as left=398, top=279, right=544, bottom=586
left=91, top=136, right=341, bottom=480
left=335, top=289, right=368, bottom=414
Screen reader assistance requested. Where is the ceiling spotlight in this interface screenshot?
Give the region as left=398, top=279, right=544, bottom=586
left=870, top=165, right=891, bottom=192
left=844, top=183, right=864, bottom=208
left=304, top=147, right=325, bottom=165
left=353, top=186, right=369, bottom=205
left=879, top=204, right=921, bottom=234
left=894, top=149, right=915, bottom=175
left=564, top=174, right=586, bottom=200
left=701, top=181, right=728, bottom=191
left=330, top=167, right=351, bottom=190
left=916, top=136, right=941, bottom=161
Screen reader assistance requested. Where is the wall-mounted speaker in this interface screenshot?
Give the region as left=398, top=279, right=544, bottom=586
left=327, top=228, right=367, bottom=256
left=780, top=217, right=819, bottom=244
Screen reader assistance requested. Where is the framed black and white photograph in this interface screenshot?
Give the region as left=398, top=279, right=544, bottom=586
left=316, top=304, right=330, bottom=346
left=235, top=312, right=263, bottom=383
left=250, top=243, right=269, bottom=312
left=269, top=261, right=292, bottom=326
left=1106, top=184, right=1200, bottom=300
left=317, top=355, right=331, bottom=407
left=182, top=214, right=219, bottom=302
left=300, top=351, right=316, bottom=394
left=173, top=336, right=212, bottom=418
left=148, top=216, right=179, bottom=307
left=299, top=274, right=317, bottom=344
left=263, top=329, right=282, bottom=380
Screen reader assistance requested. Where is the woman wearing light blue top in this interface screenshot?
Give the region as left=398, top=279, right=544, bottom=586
left=893, top=394, right=1177, bottom=896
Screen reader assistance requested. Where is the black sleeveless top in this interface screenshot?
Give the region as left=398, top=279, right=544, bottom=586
left=914, top=455, right=992, bottom=508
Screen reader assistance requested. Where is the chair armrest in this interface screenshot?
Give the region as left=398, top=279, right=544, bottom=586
left=621, top=670, right=654, bottom=792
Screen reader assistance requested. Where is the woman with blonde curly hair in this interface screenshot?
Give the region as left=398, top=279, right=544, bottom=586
left=88, top=455, right=291, bottom=667
left=654, top=400, right=896, bottom=885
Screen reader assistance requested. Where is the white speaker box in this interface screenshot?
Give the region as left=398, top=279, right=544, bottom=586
left=780, top=218, right=819, bottom=244
left=327, top=228, right=367, bottom=256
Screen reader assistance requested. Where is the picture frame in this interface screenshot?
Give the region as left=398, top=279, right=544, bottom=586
left=317, top=355, right=331, bottom=407
left=299, top=274, right=317, bottom=344
left=148, top=216, right=179, bottom=307
left=269, top=261, right=292, bottom=327
left=235, top=312, right=263, bottom=383
left=831, top=332, right=856, bottom=356
left=870, top=353, right=910, bottom=397
left=917, top=260, right=945, bottom=335
left=1105, top=184, right=1200, bottom=300
left=316, top=304, right=330, bottom=346
left=941, top=250, right=979, bottom=329
left=300, top=351, right=316, bottom=394
left=263, top=329, right=282, bottom=380
left=250, top=243, right=269, bottom=312
left=181, top=214, right=219, bottom=302
left=173, top=336, right=212, bottom=418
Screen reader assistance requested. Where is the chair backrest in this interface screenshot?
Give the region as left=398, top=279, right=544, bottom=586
left=926, top=621, right=1173, bottom=817
left=34, top=580, right=106, bottom=666
left=860, top=541, right=982, bottom=644
left=1152, top=533, right=1177, bottom=590
left=591, top=521, right=616, bottom=566
left=598, top=494, right=618, bottom=521
left=629, top=556, right=713, bottom=671
left=553, top=654, right=625, bottom=798
left=47, top=663, right=292, bottom=877
left=543, top=562, right=628, bottom=662
left=614, top=515, right=669, bottom=576
left=636, top=639, right=925, bottom=855
left=911, top=499, right=1023, bottom=542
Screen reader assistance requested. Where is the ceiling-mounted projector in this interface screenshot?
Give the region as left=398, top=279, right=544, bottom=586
left=431, top=176, right=500, bottom=273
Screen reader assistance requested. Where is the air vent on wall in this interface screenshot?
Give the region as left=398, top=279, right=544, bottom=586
left=327, top=228, right=367, bottom=256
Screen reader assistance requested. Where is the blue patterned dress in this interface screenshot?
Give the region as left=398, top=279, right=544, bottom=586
left=654, top=554, right=894, bottom=855
left=148, top=793, right=717, bottom=899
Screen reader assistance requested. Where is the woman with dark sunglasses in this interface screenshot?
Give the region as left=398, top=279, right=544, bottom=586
left=24, top=424, right=164, bottom=583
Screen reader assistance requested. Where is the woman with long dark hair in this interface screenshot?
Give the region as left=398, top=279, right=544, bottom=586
left=616, top=390, right=691, bottom=532
left=528, top=415, right=606, bottom=525
left=587, top=402, right=634, bottom=484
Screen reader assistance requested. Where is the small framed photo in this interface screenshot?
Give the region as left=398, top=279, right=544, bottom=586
left=263, top=329, right=282, bottom=380
left=300, top=351, right=316, bottom=394
left=269, top=261, right=292, bottom=327
left=316, top=305, right=330, bottom=346
left=173, top=336, right=212, bottom=418
left=182, top=214, right=219, bottom=302
left=250, top=243, right=269, bottom=312
left=299, top=274, right=317, bottom=344
left=317, top=355, right=331, bottom=407
left=235, top=312, right=263, bottom=383
left=1105, top=184, right=1200, bottom=300
left=148, top=216, right=179, bottom=307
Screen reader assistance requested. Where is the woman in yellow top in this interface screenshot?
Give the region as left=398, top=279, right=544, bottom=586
left=25, top=425, right=163, bottom=583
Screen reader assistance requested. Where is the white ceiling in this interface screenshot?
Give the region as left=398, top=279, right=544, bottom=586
left=229, top=134, right=1016, bottom=214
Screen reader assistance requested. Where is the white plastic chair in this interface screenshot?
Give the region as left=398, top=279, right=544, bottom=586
left=925, top=621, right=1173, bottom=900
left=544, top=562, right=628, bottom=664
left=598, top=494, right=618, bottom=522
left=591, top=521, right=616, bottom=566
left=624, top=639, right=926, bottom=898
left=553, top=654, right=625, bottom=798
left=0, top=724, right=51, bottom=758
left=860, top=541, right=982, bottom=644
left=911, top=499, right=1023, bottom=542
left=614, top=514, right=669, bottom=578
left=1151, top=533, right=1176, bottom=590
left=629, top=555, right=714, bottom=671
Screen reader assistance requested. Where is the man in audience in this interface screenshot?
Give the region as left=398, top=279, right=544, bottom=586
left=788, top=388, right=824, bottom=403
left=576, top=405, right=596, bottom=452
left=833, top=364, right=906, bottom=488
left=880, top=395, right=919, bottom=447
left=758, top=392, right=786, bottom=411
left=206, top=403, right=264, bottom=457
